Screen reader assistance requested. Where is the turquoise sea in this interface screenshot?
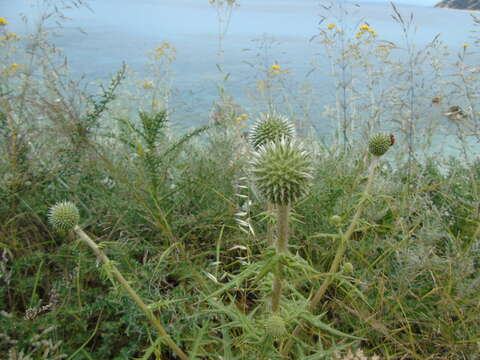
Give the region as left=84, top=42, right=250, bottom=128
left=1, top=0, right=479, bottom=136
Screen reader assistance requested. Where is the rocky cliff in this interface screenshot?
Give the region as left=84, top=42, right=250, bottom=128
left=435, top=0, right=480, bottom=10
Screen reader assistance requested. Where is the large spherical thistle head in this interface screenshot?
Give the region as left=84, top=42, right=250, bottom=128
left=251, top=138, right=312, bottom=205
left=264, top=314, right=287, bottom=338
left=249, top=112, right=295, bottom=150
left=368, top=133, right=393, bottom=157
left=48, top=201, right=80, bottom=231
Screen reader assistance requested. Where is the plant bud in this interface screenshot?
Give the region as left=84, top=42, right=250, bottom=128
left=249, top=111, right=295, bottom=150
left=368, top=133, right=392, bottom=157
left=330, top=215, right=342, bottom=226
left=48, top=201, right=80, bottom=231
left=265, top=314, right=287, bottom=338
left=342, top=262, right=354, bottom=275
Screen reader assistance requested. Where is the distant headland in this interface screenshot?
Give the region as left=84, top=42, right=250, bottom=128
left=435, top=0, right=480, bottom=10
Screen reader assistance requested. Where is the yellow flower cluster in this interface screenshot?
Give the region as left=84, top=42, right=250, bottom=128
left=0, top=17, right=8, bottom=26
left=156, top=41, right=176, bottom=53
left=270, top=64, right=283, bottom=75
left=153, top=41, right=176, bottom=61
left=3, top=63, right=20, bottom=74
left=356, top=24, right=377, bottom=39
left=327, top=23, right=335, bottom=30
left=236, top=113, right=248, bottom=122
left=463, top=43, right=471, bottom=48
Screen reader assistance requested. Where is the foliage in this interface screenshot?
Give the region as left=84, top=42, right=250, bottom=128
left=1, top=1, right=480, bottom=359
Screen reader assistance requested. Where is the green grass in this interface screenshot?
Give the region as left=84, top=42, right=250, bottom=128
left=1, top=1, right=480, bottom=359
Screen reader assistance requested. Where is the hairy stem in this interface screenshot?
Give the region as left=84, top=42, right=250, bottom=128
left=267, top=202, right=275, bottom=247
left=271, top=204, right=289, bottom=313
left=74, top=226, right=189, bottom=360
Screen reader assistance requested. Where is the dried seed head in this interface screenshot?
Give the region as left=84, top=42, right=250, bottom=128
left=249, top=112, right=295, bottom=149
left=368, top=133, right=392, bottom=157
left=48, top=201, right=79, bottom=231
left=265, top=314, right=287, bottom=338
left=251, top=138, right=312, bottom=205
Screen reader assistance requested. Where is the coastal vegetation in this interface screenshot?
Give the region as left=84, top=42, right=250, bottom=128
left=1, top=0, right=480, bottom=359
left=436, top=0, right=480, bottom=10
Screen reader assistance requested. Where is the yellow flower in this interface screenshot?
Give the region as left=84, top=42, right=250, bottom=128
left=3, top=63, right=20, bottom=74
left=236, top=114, right=248, bottom=121
left=355, top=32, right=362, bottom=39
left=0, top=17, right=8, bottom=26
left=335, top=29, right=344, bottom=35
left=463, top=43, right=471, bottom=48
left=368, top=28, right=378, bottom=37
left=152, top=99, right=158, bottom=105
left=141, top=80, right=154, bottom=89
left=327, top=23, right=335, bottom=30
left=360, top=24, right=369, bottom=31
left=271, top=64, right=281, bottom=70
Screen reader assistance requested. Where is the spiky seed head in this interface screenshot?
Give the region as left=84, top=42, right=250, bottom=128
left=265, top=314, right=287, bottom=338
left=249, top=112, right=295, bottom=150
left=251, top=138, right=312, bottom=205
left=48, top=201, right=79, bottom=231
left=368, top=133, right=392, bottom=157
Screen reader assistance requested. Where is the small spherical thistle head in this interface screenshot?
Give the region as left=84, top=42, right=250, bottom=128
left=251, top=138, right=312, bottom=205
left=342, top=262, right=354, bottom=275
left=265, top=314, right=287, bottom=338
left=330, top=215, right=342, bottom=226
left=48, top=201, right=80, bottom=231
left=249, top=111, right=295, bottom=150
left=368, top=133, right=393, bottom=157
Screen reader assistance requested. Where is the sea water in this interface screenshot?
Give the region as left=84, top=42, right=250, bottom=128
left=2, top=0, right=479, bottom=139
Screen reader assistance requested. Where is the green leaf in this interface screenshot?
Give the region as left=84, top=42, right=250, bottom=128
left=298, top=313, right=365, bottom=340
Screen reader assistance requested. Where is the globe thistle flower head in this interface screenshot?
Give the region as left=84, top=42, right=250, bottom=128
left=368, top=133, right=393, bottom=157
left=265, top=314, right=287, bottom=338
left=48, top=201, right=80, bottom=231
left=251, top=138, right=312, bottom=205
left=249, top=111, right=295, bottom=150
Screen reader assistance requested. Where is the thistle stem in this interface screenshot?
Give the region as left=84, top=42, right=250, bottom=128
left=266, top=202, right=275, bottom=247
left=74, top=226, right=189, bottom=360
left=271, top=204, right=289, bottom=313
left=281, top=157, right=379, bottom=357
